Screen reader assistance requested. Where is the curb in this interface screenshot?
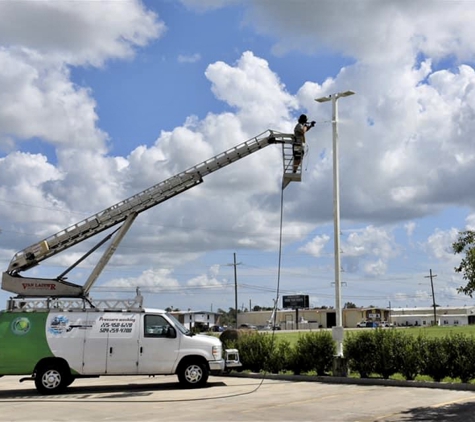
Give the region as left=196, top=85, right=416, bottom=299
left=224, top=371, right=475, bottom=391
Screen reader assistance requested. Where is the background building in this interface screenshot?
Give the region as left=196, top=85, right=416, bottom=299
left=390, top=306, right=475, bottom=327
left=238, top=307, right=391, bottom=329
left=171, top=310, right=222, bottom=331
left=237, top=306, right=475, bottom=329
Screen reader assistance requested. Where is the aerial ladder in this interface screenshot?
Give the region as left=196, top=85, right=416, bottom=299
left=2, top=130, right=302, bottom=303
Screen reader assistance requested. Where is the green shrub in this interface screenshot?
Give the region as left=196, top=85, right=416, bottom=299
left=291, top=331, right=335, bottom=376
left=372, top=329, right=401, bottom=379
left=235, top=332, right=274, bottom=372
left=344, top=331, right=375, bottom=378
left=393, top=333, right=424, bottom=381
left=445, top=333, right=475, bottom=383
left=419, top=337, right=450, bottom=382
left=264, top=338, right=293, bottom=373
left=220, top=329, right=250, bottom=349
left=289, top=342, right=305, bottom=375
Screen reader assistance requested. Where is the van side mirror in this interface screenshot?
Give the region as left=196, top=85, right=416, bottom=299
left=167, top=326, right=177, bottom=338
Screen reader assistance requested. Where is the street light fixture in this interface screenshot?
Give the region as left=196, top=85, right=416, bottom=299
left=315, top=90, right=355, bottom=358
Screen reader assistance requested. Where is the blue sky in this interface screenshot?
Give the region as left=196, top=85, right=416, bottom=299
left=1, top=0, right=475, bottom=313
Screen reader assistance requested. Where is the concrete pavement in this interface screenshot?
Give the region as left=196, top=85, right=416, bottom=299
left=1, top=374, right=475, bottom=421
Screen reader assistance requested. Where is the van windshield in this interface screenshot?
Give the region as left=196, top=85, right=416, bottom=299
left=166, top=313, right=190, bottom=335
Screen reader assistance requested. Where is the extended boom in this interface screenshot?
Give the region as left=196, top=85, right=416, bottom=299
left=2, top=130, right=300, bottom=298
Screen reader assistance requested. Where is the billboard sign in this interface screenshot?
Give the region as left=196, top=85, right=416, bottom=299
left=282, top=295, right=309, bottom=309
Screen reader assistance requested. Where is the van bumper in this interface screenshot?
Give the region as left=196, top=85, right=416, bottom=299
left=209, top=349, right=241, bottom=375
left=224, top=348, right=241, bottom=370
left=209, top=359, right=226, bottom=375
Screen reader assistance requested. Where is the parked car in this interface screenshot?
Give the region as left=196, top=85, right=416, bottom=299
left=210, top=325, right=225, bottom=332
left=260, top=324, right=281, bottom=331
left=239, top=323, right=257, bottom=330
left=356, top=321, right=368, bottom=328
left=365, top=321, right=379, bottom=328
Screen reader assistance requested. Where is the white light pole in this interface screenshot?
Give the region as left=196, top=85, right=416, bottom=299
left=315, top=90, right=355, bottom=358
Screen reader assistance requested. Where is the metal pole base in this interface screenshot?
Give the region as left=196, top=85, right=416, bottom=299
left=332, top=356, right=348, bottom=377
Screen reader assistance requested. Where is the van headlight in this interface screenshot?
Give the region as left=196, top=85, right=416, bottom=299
left=212, top=345, right=222, bottom=360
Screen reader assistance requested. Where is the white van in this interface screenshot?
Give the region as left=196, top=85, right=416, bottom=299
left=0, top=307, right=240, bottom=394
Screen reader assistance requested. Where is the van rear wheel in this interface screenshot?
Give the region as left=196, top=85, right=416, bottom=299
left=35, top=364, right=69, bottom=395
left=177, top=360, right=209, bottom=388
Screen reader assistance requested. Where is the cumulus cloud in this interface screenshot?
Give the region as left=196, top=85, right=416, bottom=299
left=205, top=51, right=298, bottom=132
left=343, top=226, right=397, bottom=260
left=0, top=1, right=164, bottom=153
left=0, top=1, right=163, bottom=67
left=187, top=265, right=226, bottom=288
left=0, top=1, right=165, bottom=255
left=425, top=228, right=460, bottom=266
left=286, top=60, right=475, bottom=229
left=299, top=234, right=330, bottom=257
left=103, top=268, right=180, bottom=292
left=364, top=259, right=387, bottom=277
left=0, top=151, right=66, bottom=232
left=244, top=0, right=475, bottom=64
left=339, top=226, right=398, bottom=276
left=0, top=49, right=108, bottom=152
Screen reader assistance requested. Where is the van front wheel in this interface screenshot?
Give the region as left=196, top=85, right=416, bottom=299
left=35, top=364, right=69, bottom=395
left=177, top=360, right=209, bottom=388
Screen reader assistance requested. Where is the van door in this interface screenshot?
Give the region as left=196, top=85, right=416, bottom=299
left=82, top=313, right=109, bottom=374
left=83, top=313, right=139, bottom=375
left=46, top=312, right=88, bottom=374
left=138, top=314, right=180, bottom=375
left=105, top=313, right=140, bottom=374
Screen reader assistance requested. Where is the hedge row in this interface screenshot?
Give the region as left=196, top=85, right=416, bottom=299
left=220, top=329, right=475, bottom=383
left=221, top=329, right=336, bottom=375
left=345, top=330, right=475, bottom=382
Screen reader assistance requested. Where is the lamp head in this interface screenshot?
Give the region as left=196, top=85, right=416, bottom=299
left=338, top=90, right=355, bottom=98
left=315, top=96, right=331, bottom=103
left=315, top=91, right=355, bottom=102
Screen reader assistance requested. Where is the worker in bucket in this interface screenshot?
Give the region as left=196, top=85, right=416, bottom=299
left=293, top=114, right=315, bottom=172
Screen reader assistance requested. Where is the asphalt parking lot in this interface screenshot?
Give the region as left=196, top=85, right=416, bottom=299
left=2, top=374, right=475, bottom=422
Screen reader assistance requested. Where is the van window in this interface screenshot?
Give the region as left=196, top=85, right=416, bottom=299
left=166, top=313, right=190, bottom=334
left=144, top=315, right=171, bottom=338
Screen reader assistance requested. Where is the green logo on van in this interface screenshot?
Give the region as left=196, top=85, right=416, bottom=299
left=11, top=317, right=31, bottom=335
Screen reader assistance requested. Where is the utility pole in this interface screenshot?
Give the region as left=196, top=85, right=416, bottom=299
left=425, top=269, right=438, bottom=326
left=227, top=253, right=241, bottom=328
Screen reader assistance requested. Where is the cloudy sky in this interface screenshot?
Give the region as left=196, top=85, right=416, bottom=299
left=1, top=0, right=475, bottom=313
